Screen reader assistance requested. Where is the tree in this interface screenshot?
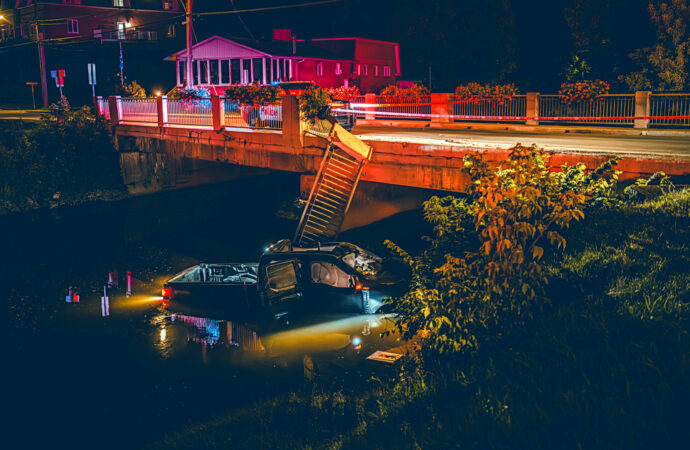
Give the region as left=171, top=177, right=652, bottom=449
left=623, top=0, right=690, bottom=91
left=384, top=146, right=620, bottom=354
left=123, top=80, right=147, bottom=98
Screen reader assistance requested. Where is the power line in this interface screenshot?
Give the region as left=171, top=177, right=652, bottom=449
left=193, top=0, right=344, bottom=17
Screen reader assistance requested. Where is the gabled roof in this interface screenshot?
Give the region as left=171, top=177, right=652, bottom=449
left=165, top=35, right=354, bottom=62
left=165, top=35, right=272, bottom=61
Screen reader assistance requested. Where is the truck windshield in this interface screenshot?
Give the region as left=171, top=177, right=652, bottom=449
left=340, top=246, right=383, bottom=279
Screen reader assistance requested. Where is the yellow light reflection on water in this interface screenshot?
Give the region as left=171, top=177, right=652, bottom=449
left=263, top=314, right=396, bottom=358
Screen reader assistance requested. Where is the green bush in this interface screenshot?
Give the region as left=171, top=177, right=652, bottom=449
left=384, top=145, right=621, bottom=354
left=224, top=83, right=279, bottom=106
left=299, top=86, right=332, bottom=123
left=454, top=82, right=520, bottom=105
left=0, top=107, right=124, bottom=213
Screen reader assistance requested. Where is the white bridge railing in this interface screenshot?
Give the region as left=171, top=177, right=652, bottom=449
left=98, top=92, right=690, bottom=130
left=343, top=91, right=690, bottom=128
left=98, top=95, right=283, bottom=131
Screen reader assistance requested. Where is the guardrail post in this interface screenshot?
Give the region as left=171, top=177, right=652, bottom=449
left=94, top=96, right=103, bottom=116
left=634, top=91, right=651, bottom=129
left=364, top=93, right=376, bottom=120
left=431, top=93, right=452, bottom=124
left=108, top=95, right=122, bottom=125
left=157, top=95, right=168, bottom=128
left=282, top=94, right=302, bottom=153
left=526, top=92, right=539, bottom=125
left=211, top=95, right=224, bottom=131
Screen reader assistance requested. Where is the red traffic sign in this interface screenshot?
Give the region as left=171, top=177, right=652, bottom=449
left=50, top=69, right=65, bottom=87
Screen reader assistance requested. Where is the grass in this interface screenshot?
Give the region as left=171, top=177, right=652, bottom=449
left=149, top=190, right=690, bottom=449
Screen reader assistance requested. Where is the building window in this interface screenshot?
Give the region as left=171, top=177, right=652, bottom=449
left=113, top=0, right=124, bottom=7
left=117, top=22, right=125, bottom=40
left=335, top=62, right=342, bottom=76
left=210, top=59, right=219, bottom=85
left=383, top=65, right=391, bottom=77
left=64, top=0, right=82, bottom=4
left=220, top=60, right=230, bottom=84
left=374, top=65, right=379, bottom=77
left=67, top=19, right=79, bottom=34
left=162, top=0, right=173, bottom=10
left=316, top=61, right=323, bottom=77
left=356, top=64, right=361, bottom=75
left=199, top=60, right=208, bottom=84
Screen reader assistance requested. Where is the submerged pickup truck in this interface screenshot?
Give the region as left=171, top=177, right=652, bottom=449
left=162, top=240, right=408, bottom=318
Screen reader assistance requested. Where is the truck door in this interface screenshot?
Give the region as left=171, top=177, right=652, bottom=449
left=306, top=258, right=362, bottom=313
left=263, top=259, right=303, bottom=315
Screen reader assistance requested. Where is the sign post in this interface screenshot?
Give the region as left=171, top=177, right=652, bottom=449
left=26, top=82, right=38, bottom=109
left=87, top=63, right=96, bottom=98
left=50, top=69, right=65, bottom=98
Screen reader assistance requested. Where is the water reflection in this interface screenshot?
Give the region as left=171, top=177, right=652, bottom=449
left=150, top=312, right=173, bottom=358
left=154, top=307, right=399, bottom=367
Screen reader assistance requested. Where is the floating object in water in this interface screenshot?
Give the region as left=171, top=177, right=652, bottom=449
left=65, top=286, right=79, bottom=303
left=366, top=350, right=403, bottom=364
left=107, top=270, right=118, bottom=288
left=126, top=270, right=132, bottom=298
left=101, top=286, right=110, bottom=317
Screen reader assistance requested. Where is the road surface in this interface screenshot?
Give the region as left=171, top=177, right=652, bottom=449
left=0, top=109, right=44, bottom=121
left=353, top=126, right=690, bottom=160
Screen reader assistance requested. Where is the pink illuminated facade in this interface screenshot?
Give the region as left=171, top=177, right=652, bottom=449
left=166, top=31, right=400, bottom=93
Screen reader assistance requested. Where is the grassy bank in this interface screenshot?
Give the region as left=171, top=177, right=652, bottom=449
left=0, top=107, right=126, bottom=215
left=149, top=189, right=690, bottom=449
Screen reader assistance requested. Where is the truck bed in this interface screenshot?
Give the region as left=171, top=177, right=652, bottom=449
left=164, top=263, right=260, bottom=317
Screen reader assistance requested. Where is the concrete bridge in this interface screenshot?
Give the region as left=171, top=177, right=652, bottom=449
left=109, top=95, right=690, bottom=199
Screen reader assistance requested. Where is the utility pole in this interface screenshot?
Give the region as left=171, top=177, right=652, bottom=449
left=185, top=0, right=194, bottom=88
left=35, top=22, right=48, bottom=107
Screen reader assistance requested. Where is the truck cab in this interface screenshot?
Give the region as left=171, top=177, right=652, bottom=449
left=258, top=240, right=407, bottom=317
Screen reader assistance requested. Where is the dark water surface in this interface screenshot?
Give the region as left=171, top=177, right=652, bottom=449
left=4, top=173, right=425, bottom=449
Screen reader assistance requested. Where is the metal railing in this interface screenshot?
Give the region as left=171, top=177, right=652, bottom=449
left=539, top=94, right=635, bottom=126
left=96, top=97, right=110, bottom=120
left=650, top=93, right=690, bottom=127
left=167, top=98, right=213, bottom=127
left=452, top=95, right=526, bottom=122
left=119, top=97, right=157, bottom=123
left=351, top=95, right=431, bottom=119
left=224, top=102, right=282, bottom=130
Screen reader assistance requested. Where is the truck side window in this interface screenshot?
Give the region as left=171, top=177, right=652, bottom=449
left=265, top=261, right=297, bottom=296
left=310, top=261, right=355, bottom=289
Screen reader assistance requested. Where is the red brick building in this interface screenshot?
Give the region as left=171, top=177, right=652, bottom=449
left=166, top=30, right=400, bottom=94
left=0, top=0, right=183, bottom=105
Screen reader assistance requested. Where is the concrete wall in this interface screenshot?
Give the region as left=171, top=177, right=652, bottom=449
left=116, top=133, right=270, bottom=196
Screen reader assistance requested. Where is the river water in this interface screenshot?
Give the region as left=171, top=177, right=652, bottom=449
left=4, top=173, right=425, bottom=449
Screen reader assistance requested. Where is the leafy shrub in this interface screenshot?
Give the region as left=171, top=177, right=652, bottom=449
left=384, top=145, right=621, bottom=354
left=179, top=86, right=210, bottom=101
left=326, top=86, right=361, bottom=101
left=224, top=83, right=279, bottom=106
left=379, top=83, right=429, bottom=102
left=299, top=86, right=332, bottom=123
left=48, top=96, right=70, bottom=122
left=454, top=82, right=520, bottom=105
left=558, top=79, right=610, bottom=104
left=123, top=80, right=146, bottom=98
left=0, top=107, right=124, bottom=212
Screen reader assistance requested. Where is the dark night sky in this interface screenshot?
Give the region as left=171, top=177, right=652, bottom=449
left=195, top=0, right=655, bottom=91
